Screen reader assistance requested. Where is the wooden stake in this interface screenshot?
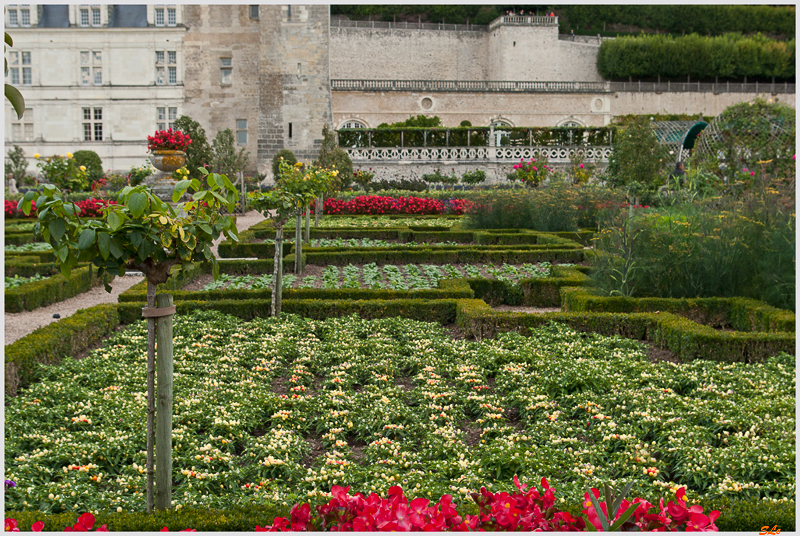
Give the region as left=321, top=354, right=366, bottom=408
left=305, top=204, right=311, bottom=242
left=146, top=280, right=156, bottom=513
left=295, top=209, right=303, bottom=274
left=155, top=293, right=174, bottom=511
left=272, top=224, right=283, bottom=316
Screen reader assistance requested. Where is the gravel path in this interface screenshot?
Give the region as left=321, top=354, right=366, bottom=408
left=4, top=210, right=266, bottom=346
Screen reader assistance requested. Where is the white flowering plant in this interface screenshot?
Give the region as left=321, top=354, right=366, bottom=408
left=4, top=312, right=795, bottom=515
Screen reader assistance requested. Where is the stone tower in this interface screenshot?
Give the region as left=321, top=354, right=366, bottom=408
left=182, top=5, right=332, bottom=180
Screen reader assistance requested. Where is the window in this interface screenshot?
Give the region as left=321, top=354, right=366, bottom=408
left=250, top=5, right=259, bottom=19
left=288, top=123, right=292, bottom=138
left=156, top=50, right=177, bottom=85
left=155, top=5, right=175, bottom=27
left=22, top=51, right=31, bottom=85
left=157, top=107, right=178, bottom=131
left=83, top=107, right=103, bottom=141
left=20, top=6, right=30, bottom=27
left=8, top=7, right=18, bottom=27
left=236, top=119, right=247, bottom=145
left=80, top=6, right=89, bottom=26
left=220, top=57, right=232, bottom=85
left=80, top=50, right=102, bottom=86
left=10, top=108, right=33, bottom=142
left=341, top=120, right=366, bottom=129
left=7, top=51, right=19, bottom=85
left=92, top=6, right=101, bottom=26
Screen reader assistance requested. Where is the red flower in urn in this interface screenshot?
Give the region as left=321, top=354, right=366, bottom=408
left=147, top=128, right=192, bottom=152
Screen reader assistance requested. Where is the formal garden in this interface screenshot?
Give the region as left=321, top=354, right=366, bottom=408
left=3, top=98, right=796, bottom=531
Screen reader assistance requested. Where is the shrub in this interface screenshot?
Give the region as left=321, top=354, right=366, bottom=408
left=460, top=169, right=486, bottom=185
left=272, top=149, right=297, bottom=179
left=316, top=124, right=353, bottom=190
left=35, top=153, right=89, bottom=192
left=71, top=150, right=104, bottom=182
left=6, top=145, right=28, bottom=183
left=352, top=168, right=374, bottom=190
left=127, top=162, right=156, bottom=187
left=605, top=117, right=671, bottom=202
left=173, top=115, right=213, bottom=180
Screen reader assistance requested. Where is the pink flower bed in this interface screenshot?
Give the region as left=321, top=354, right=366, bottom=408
left=5, top=480, right=719, bottom=532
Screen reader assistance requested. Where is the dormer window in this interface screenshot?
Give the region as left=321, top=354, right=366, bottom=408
left=155, top=5, right=177, bottom=27
left=8, top=5, right=31, bottom=27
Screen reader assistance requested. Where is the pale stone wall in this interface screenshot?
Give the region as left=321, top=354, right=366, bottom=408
left=181, top=5, right=262, bottom=175
left=4, top=26, right=185, bottom=174
left=330, top=26, right=488, bottom=81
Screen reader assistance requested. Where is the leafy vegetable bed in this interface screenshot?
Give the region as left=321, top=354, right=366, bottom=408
left=192, top=263, right=552, bottom=291
left=5, top=274, right=48, bottom=289
left=5, top=242, right=53, bottom=253
left=310, top=216, right=457, bottom=228
left=5, top=312, right=794, bottom=514
left=262, top=238, right=461, bottom=248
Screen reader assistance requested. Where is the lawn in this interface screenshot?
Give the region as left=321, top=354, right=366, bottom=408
left=5, top=311, right=794, bottom=515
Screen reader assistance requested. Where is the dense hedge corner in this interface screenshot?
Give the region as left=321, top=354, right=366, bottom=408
left=5, top=266, right=112, bottom=313
left=5, top=304, right=120, bottom=397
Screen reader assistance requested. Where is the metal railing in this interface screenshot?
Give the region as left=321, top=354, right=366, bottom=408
left=331, top=79, right=610, bottom=93
left=331, top=15, right=559, bottom=32
left=345, top=145, right=612, bottom=163
left=331, top=79, right=796, bottom=94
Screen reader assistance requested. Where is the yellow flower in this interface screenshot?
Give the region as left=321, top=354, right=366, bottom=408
left=79, top=166, right=87, bottom=171
left=34, top=153, right=40, bottom=158
left=66, top=152, right=73, bottom=158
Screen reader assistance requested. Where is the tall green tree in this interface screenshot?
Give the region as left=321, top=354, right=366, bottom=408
left=211, top=128, right=250, bottom=179
left=174, top=116, right=213, bottom=180
left=605, top=118, right=670, bottom=202
left=6, top=145, right=28, bottom=183
left=315, top=124, right=353, bottom=191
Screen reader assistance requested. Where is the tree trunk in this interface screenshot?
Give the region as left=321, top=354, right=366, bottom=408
left=146, top=280, right=156, bottom=513
left=155, top=293, right=174, bottom=511
left=294, top=209, right=303, bottom=275
left=305, top=204, right=311, bottom=242
left=315, top=194, right=323, bottom=226
left=271, top=224, right=283, bottom=316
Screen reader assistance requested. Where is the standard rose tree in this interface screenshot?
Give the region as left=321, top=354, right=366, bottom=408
left=18, top=169, right=239, bottom=513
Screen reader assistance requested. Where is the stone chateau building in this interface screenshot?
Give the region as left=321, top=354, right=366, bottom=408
left=4, top=4, right=794, bottom=179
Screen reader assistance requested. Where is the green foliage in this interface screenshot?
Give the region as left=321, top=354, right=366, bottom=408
left=591, top=192, right=795, bottom=311
left=691, top=98, right=796, bottom=184
left=5, top=31, right=25, bottom=119
left=464, top=185, right=625, bottom=232
left=460, top=169, right=486, bottom=185
left=71, top=150, right=104, bottom=182
left=271, top=149, right=297, bottom=179
left=598, top=33, right=796, bottom=81
left=4, top=265, right=105, bottom=313
left=352, top=168, right=375, bottom=190
left=127, top=162, right=156, bottom=187
left=212, top=128, right=250, bottom=178
left=422, top=168, right=458, bottom=186
left=35, top=154, right=89, bottom=192
left=5, top=273, right=46, bottom=289
left=605, top=118, right=670, bottom=198
left=6, top=144, right=28, bottom=182
left=315, top=124, right=353, bottom=190
left=174, top=115, right=213, bottom=180
left=18, top=168, right=239, bottom=289
left=560, top=5, right=795, bottom=39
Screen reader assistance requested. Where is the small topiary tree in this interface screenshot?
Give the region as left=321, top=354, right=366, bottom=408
left=173, top=115, right=213, bottom=181
left=72, top=150, right=104, bottom=182
left=271, top=149, right=297, bottom=180
left=605, top=117, right=670, bottom=204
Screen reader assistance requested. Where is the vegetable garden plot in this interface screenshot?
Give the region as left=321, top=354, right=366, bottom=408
left=190, top=263, right=553, bottom=291
left=5, top=242, right=53, bottom=253
left=308, top=216, right=458, bottom=228
left=4, top=311, right=794, bottom=514
left=260, top=238, right=462, bottom=248
left=5, top=274, right=48, bottom=289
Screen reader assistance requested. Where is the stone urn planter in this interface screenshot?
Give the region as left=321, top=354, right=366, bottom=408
left=150, top=150, right=185, bottom=173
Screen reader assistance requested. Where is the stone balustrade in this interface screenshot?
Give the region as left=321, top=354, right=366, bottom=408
left=345, top=145, right=611, bottom=164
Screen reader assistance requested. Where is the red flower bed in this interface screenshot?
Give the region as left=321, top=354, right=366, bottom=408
left=4, top=480, right=720, bottom=532
left=5, top=198, right=116, bottom=219
left=310, top=196, right=474, bottom=216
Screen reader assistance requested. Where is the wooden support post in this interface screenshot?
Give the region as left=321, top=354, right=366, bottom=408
left=271, top=224, right=283, bottom=316
left=305, top=204, right=311, bottom=242
left=315, top=194, right=322, bottom=226
left=145, top=281, right=156, bottom=513
left=154, top=293, right=174, bottom=511
left=295, top=209, right=303, bottom=274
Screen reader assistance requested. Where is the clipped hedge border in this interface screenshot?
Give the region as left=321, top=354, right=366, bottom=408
left=5, top=304, right=120, bottom=397
left=300, top=248, right=584, bottom=266
left=562, top=287, right=796, bottom=333
left=119, top=278, right=474, bottom=303
left=117, top=298, right=461, bottom=325
left=455, top=299, right=795, bottom=363
left=4, top=495, right=795, bottom=532
left=5, top=250, right=56, bottom=263
left=4, top=232, right=37, bottom=246
left=5, top=260, right=63, bottom=278
left=5, top=266, right=111, bottom=313
left=521, top=265, right=593, bottom=307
